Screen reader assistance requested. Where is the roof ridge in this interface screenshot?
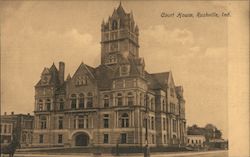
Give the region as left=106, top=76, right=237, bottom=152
left=150, top=71, right=170, bottom=75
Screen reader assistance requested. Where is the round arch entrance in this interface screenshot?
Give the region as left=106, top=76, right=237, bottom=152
left=74, top=132, right=90, bottom=146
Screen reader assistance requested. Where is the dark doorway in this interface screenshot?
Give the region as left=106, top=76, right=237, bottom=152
left=75, top=133, right=89, bottom=146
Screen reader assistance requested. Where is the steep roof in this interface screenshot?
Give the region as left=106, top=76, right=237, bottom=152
left=116, top=2, right=126, bottom=17
left=72, top=62, right=95, bottom=80
left=35, top=63, right=60, bottom=87
left=49, top=63, right=60, bottom=85
left=146, top=72, right=170, bottom=90
left=95, top=65, right=116, bottom=90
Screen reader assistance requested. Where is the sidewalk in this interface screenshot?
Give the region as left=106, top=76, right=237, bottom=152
left=11, top=150, right=228, bottom=157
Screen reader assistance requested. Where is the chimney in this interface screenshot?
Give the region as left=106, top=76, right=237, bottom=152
left=27, top=113, right=30, bottom=116
left=59, top=62, right=65, bottom=85
left=11, top=112, right=14, bottom=115
left=4, top=112, right=7, bottom=115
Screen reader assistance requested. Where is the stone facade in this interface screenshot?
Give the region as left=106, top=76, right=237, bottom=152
left=32, top=3, right=186, bottom=148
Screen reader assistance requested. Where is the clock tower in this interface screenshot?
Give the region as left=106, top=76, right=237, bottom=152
left=100, top=3, right=139, bottom=66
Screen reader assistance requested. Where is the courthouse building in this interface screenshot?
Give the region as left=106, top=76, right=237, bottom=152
left=32, top=3, right=186, bottom=148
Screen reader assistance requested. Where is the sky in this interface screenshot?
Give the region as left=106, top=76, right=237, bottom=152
left=1, top=1, right=228, bottom=138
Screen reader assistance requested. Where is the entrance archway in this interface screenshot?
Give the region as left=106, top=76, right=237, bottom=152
left=75, top=133, right=89, bottom=146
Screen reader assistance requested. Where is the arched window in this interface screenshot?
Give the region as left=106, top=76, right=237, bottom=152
left=112, top=20, right=118, bottom=30
left=127, top=92, right=134, bottom=106
left=162, top=100, right=165, bottom=112
left=104, top=95, right=109, bottom=108
left=121, top=113, right=129, bottom=128
left=40, top=116, right=47, bottom=129
left=38, top=99, right=43, bottom=111
left=117, top=93, right=123, bottom=106
left=46, top=99, right=51, bottom=111
left=22, top=133, right=26, bottom=142
left=79, top=93, right=85, bottom=109
left=87, top=92, right=93, bottom=108
left=71, top=94, right=77, bottom=109
left=59, top=98, right=64, bottom=110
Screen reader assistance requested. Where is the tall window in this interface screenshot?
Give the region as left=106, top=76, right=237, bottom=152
left=139, top=93, right=143, bottom=106
left=38, top=99, right=43, bottom=111
left=73, top=116, right=77, bottom=129
left=59, top=99, right=64, bottom=110
left=152, top=135, right=155, bottom=144
left=39, top=134, right=44, bottom=143
left=58, top=134, right=63, bottom=144
left=166, top=118, right=169, bottom=131
left=150, top=98, right=154, bottom=110
left=117, top=93, right=123, bottom=106
left=22, top=134, right=26, bottom=143
left=120, top=133, right=127, bottom=144
left=151, top=117, right=154, bottom=130
left=162, top=100, right=165, bottom=112
left=103, top=114, right=109, bottom=128
left=127, top=92, right=134, bottom=106
left=40, top=116, right=47, bottom=129
left=164, top=135, right=167, bottom=144
left=112, top=20, right=118, bottom=30
left=46, top=99, right=51, bottom=111
left=103, top=134, right=109, bottom=144
left=58, top=116, right=63, bottom=129
left=121, top=113, right=129, bottom=128
left=103, top=95, right=109, bottom=108
left=163, top=118, right=166, bottom=130
left=87, top=92, right=93, bottom=108
left=79, top=93, right=85, bottom=109
left=4, top=125, right=7, bottom=133
left=78, top=115, right=84, bottom=129
left=173, top=119, right=177, bottom=132
left=71, top=94, right=77, bottom=109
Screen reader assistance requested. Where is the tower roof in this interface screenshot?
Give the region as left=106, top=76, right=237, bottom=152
left=117, top=2, right=126, bottom=16
left=112, top=2, right=128, bottom=18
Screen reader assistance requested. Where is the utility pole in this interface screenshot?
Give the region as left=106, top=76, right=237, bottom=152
left=144, top=93, right=150, bottom=157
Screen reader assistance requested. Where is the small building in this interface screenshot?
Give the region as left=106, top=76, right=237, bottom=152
left=0, top=119, right=14, bottom=145
left=186, top=135, right=205, bottom=148
left=0, top=112, right=34, bottom=148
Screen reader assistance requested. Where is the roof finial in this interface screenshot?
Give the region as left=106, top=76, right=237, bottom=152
left=119, top=1, right=122, bottom=6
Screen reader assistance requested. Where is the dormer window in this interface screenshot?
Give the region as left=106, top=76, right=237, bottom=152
left=120, top=65, right=130, bottom=76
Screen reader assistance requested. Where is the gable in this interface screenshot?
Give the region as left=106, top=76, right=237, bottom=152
left=70, top=63, right=96, bottom=87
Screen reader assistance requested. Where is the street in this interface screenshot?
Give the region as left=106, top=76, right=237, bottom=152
left=1, top=150, right=228, bottom=157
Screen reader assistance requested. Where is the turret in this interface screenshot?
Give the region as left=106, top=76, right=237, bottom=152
left=59, top=62, right=65, bottom=85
